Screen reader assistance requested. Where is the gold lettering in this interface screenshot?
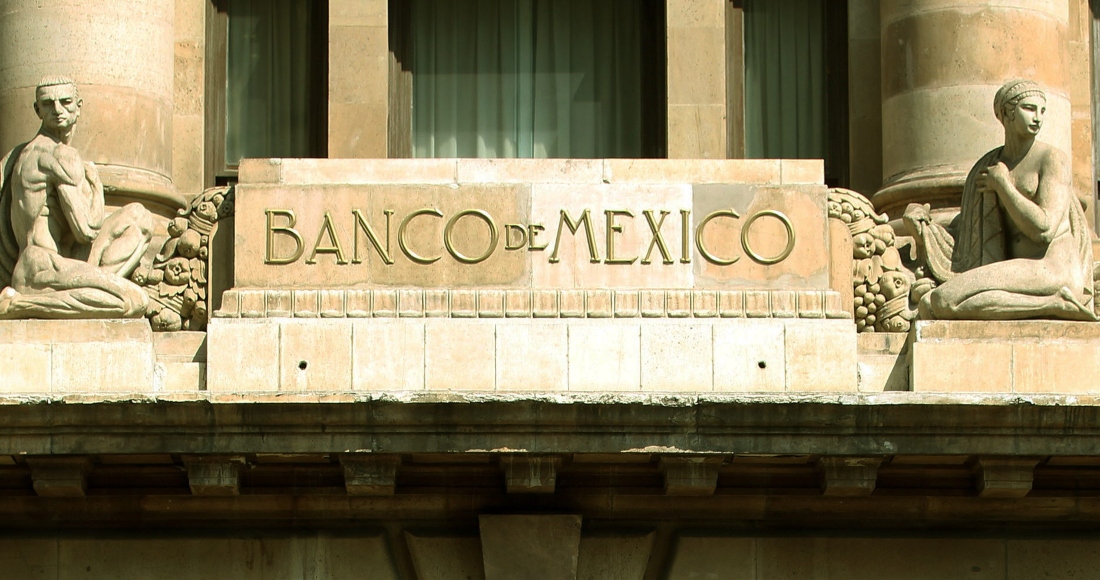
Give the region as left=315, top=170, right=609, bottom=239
left=265, top=209, right=304, bottom=265
left=398, top=208, right=443, bottom=264
left=504, top=224, right=528, bottom=251
left=528, top=224, right=547, bottom=251
left=641, top=210, right=673, bottom=265
left=352, top=209, right=395, bottom=265
left=604, top=209, right=636, bottom=265
left=444, top=209, right=499, bottom=264
left=550, top=210, right=600, bottom=263
left=680, top=209, right=691, bottom=264
left=741, top=210, right=796, bottom=265
left=695, top=209, right=741, bottom=266
left=306, top=212, right=349, bottom=265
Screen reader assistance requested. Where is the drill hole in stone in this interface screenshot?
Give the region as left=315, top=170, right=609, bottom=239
left=298, top=361, right=308, bottom=371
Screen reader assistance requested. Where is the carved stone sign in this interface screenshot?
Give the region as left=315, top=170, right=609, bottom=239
left=233, top=162, right=832, bottom=292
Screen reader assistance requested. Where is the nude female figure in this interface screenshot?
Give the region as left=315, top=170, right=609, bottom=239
left=914, top=80, right=1096, bottom=321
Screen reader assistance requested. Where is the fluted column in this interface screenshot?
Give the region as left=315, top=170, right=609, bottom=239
left=874, top=0, right=1072, bottom=217
left=0, top=0, right=185, bottom=218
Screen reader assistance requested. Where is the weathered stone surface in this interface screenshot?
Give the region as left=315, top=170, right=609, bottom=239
left=577, top=532, right=656, bottom=580
left=406, top=533, right=486, bottom=580
left=479, top=515, right=582, bottom=580
left=184, top=456, right=245, bottom=496
left=50, top=535, right=399, bottom=579
left=341, top=454, right=400, bottom=495
left=818, top=456, right=883, bottom=496
left=975, top=457, right=1040, bottom=498
left=501, top=455, right=561, bottom=494
left=26, top=457, right=92, bottom=497
left=666, top=536, right=754, bottom=580
left=660, top=456, right=725, bottom=495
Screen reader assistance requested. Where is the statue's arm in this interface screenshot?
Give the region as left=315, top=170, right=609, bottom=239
left=992, top=151, right=1070, bottom=245
left=44, top=146, right=102, bottom=244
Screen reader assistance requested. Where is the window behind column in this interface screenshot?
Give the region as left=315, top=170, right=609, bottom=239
left=729, top=0, right=848, bottom=186
left=390, top=0, right=666, bottom=159
left=206, top=0, right=328, bottom=184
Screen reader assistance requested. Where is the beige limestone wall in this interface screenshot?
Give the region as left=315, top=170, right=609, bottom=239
left=329, top=0, right=388, bottom=158
left=847, top=0, right=883, bottom=197
left=173, top=0, right=205, bottom=196
left=875, top=0, right=1073, bottom=217
left=667, top=0, right=727, bottom=159
left=0, top=0, right=180, bottom=212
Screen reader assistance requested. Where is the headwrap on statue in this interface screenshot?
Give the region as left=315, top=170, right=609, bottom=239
left=993, top=79, right=1046, bottom=122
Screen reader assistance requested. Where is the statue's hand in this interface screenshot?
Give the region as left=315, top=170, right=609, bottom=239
left=981, top=162, right=1011, bottom=195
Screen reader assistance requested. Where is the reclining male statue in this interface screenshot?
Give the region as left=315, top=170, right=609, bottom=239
left=904, top=79, right=1097, bottom=321
left=0, top=76, right=153, bottom=319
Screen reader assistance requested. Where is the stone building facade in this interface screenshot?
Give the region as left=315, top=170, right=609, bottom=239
left=2, top=1, right=1100, bottom=578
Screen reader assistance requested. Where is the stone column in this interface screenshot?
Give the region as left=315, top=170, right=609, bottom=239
left=874, top=0, right=1072, bottom=218
left=0, top=0, right=184, bottom=219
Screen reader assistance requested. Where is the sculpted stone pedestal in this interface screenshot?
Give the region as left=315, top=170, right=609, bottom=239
left=0, top=320, right=155, bottom=393
left=909, top=320, right=1100, bottom=393
left=0, top=0, right=186, bottom=221
left=874, top=0, right=1072, bottom=217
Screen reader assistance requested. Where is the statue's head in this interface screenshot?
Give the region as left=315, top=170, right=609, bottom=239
left=994, top=79, right=1046, bottom=135
left=33, top=76, right=81, bottom=132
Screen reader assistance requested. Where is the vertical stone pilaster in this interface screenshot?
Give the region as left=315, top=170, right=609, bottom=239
left=173, top=0, right=206, bottom=196
left=328, top=0, right=389, bottom=158
left=666, top=0, right=727, bottom=159
left=875, top=0, right=1073, bottom=218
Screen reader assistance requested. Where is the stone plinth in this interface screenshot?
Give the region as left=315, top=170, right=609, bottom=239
left=206, top=317, right=857, bottom=393
left=0, top=320, right=155, bottom=393
left=875, top=1, right=1072, bottom=216
left=909, top=320, right=1100, bottom=393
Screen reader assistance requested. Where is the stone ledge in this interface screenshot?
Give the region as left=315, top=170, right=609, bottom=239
left=914, top=320, right=1100, bottom=341
left=0, top=319, right=155, bottom=394
left=910, top=320, right=1100, bottom=394
left=239, top=158, right=824, bottom=186
left=215, top=288, right=851, bottom=320
left=1, top=393, right=1100, bottom=457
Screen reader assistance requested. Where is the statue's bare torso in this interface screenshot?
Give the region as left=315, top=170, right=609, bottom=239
left=0, top=79, right=153, bottom=319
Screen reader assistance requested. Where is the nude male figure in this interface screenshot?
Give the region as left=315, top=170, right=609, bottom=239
left=0, top=76, right=153, bottom=319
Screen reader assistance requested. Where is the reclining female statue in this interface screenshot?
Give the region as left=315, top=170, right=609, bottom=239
left=905, top=79, right=1096, bottom=321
